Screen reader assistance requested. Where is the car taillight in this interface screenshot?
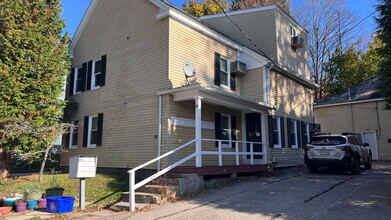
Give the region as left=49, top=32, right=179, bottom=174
left=336, top=145, right=351, bottom=151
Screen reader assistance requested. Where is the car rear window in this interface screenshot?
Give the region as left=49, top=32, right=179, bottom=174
left=310, top=137, right=346, bottom=145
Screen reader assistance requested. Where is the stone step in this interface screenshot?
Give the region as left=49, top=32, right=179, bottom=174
left=110, top=201, right=150, bottom=211
left=137, top=184, right=179, bottom=197
left=121, top=192, right=163, bottom=204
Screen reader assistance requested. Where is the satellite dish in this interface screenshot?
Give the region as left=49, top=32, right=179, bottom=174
left=183, top=60, right=194, bottom=77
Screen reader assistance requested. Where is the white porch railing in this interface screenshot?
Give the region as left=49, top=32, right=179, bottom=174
left=127, top=138, right=267, bottom=211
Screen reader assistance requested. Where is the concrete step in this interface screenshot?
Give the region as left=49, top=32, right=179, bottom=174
left=137, top=184, right=179, bottom=197
left=110, top=201, right=150, bottom=211
left=121, top=192, right=163, bottom=204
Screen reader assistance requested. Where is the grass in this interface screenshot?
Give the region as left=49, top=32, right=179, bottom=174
left=0, top=173, right=127, bottom=209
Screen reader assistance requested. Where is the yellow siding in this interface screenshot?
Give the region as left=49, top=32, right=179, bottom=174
left=274, top=10, right=310, bottom=80
left=241, top=68, right=264, bottom=101
left=315, top=101, right=391, bottom=160
left=62, top=0, right=169, bottom=169
left=169, top=19, right=241, bottom=95
left=201, top=10, right=277, bottom=61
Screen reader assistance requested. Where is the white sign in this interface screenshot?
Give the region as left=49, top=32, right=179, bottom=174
left=69, top=155, right=97, bottom=179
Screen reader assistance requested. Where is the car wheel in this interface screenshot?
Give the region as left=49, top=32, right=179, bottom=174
left=351, top=156, right=360, bottom=175
left=308, top=166, right=317, bottom=173
left=364, top=153, right=372, bottom=169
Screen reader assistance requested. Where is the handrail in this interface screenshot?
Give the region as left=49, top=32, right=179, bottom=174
left=128, top=139, right=196, bottom=211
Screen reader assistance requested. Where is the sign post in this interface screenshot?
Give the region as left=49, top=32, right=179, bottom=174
left=69, top=155, right=97, bottom=210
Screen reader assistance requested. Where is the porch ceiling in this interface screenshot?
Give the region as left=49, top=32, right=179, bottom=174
left=157, top=84, right=274, bottom=113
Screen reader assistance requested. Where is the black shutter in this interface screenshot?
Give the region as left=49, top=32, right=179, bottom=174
left=100, top=55, right=107, bottom=87
left=214, top=53, right=220, bottom=86
left=87, top=60, right=93, bottom=91
left=280, top=117, right=285, bottom=148
left=297, top=120, right=301, bottom=148
left=301, top=121, right=307, bottom=148
left=230, top=73, right=236, bottom=91
left=231, top=115, right=237, bottom=148
left=80, top=63, right=87, bottom=92
left=215, top=112, right=221, bottom=147
left=287, top=118, right=292, bottom=148
left=97, top=113, right=104, bottom=146
left=64, top=134, right=70, bottom=149
left=69, top=68, right=75, bottom=96
left=268, top=115, right=274, bottom=148
left=83, top=116, right=89, bottom=147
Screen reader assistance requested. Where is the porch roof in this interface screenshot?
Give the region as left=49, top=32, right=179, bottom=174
left=157, top=84, right=274, bottom=113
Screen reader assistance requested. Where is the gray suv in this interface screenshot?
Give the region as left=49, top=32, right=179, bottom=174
left=304, top=134, right=372, bottom=174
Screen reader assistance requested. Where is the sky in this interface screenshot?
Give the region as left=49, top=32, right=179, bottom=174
left=60, top=0, right=378, bottom=41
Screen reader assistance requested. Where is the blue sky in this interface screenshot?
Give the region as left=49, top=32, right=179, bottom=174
left=61, top=0, right=378, bottom=39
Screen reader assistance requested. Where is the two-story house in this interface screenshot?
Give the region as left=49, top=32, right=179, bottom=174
left=61, top=0, right=316, bottom=177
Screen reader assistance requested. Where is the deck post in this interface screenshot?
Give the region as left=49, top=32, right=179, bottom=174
left=129, top=171, right=135, bottom=211
left=195, top=96, right=203, bottom=167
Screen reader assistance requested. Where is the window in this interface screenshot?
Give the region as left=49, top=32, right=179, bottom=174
left=74, top=67, right=83, bottom=94
left=83, top=113, right=103, bottom=148
left=88, top=116, right=98, bottom=147
left=91, top=60, right=102, bottom=89
left=303, top=123, right=310, bottom=146
left=290, top=26, right=297, bottom=37
left=220, top=114, right=231, bottom=148
left=69, top=120, right=79, bottom=149
left=220, top=57, right=229, bottom=88
left=290, top=120, right=298, bottom=148
left=273, top=117, right=281, bottom=148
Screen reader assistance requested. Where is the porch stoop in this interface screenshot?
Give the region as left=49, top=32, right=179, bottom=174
left=111, top=173, right=204, bottom=211
left=169, top=164, right=269, bottom=176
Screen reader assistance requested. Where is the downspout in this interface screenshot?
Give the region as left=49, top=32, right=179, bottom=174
left=350, top=103, right=355, bottom=133
left=157, top=95, right=162, bottom=172
left=376, top=101, right=381, bottom=137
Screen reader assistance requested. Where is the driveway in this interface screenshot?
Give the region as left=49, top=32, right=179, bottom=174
left=118, top=162, right=391, bottom=220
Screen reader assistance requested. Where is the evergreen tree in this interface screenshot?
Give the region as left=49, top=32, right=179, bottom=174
left=0, top=0, right=70, bottom=180
left=376, top=0, right=391, bottom=109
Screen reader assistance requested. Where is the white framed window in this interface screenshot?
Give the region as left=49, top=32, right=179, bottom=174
left=91, top=60, right=102, bottom=90
left=273, top=117, right=281, bottom=148
left=263, top=66, right=270, bottom=103
left=69, top=120, right=79, bottom=149
left=304, top=123, right=310, bottom=145
left=219, top=57, right=230, bottom=89
left=290, top=120, right=298, bottom=148
left=290, top=25, right=297, bottom=37
left=220, top=113, right=232, bottom=148
left=87, top=115, right=98, bottom=148
left=73, top=67, right=83, bottom=95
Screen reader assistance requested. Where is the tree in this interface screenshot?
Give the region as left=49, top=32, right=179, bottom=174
left=376, top=0, right=391, bottom=109
left=230, top=0, right=291, bottom=14
left=183, top=0, right=229, bottom=17
left=294, top=0, right=358, bottom=100
left=0, top=0, right=71, bottom=180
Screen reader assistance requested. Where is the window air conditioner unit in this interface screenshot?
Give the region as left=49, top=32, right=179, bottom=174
left=231, top=61, right=247, bottom=74
left=291, top=36, right=304, bottom=49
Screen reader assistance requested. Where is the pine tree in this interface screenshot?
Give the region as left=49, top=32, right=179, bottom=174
left=0, top=0, right=70, bottom=180
left=376, top=0, right=391, bottom=109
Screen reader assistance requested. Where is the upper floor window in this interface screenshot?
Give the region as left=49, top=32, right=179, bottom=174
left=69, top=120, right=79, bottom=149
left=214, top=53, right=236, bottom=91
left=290, top=26, right=297, bottom=37
left=92, top=60, right=102, bottom=89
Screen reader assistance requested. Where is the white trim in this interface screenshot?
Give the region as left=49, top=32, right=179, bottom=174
left=69, top=120, right=78, bottom=149
left=171, top=116, right=214, bottom=130
left=200, top=4, right=308, bottom=34
left=220, top=113, right=232, bottom=149
left=91, top=60, right=101, bottom=90
left=219, top=56, right=231, bottom=89
left=273, top=117, right=282, bottom=148
left=306, top=123, right=310, bottom=143
left=315, top=98, right=385, bottom=108
left=87, top=115, right=98, bottom=148
left=69, top=0, right=99, bottom=55
left=290, top=120, right=298, bottom=149
left=73, top=68, right=81, bottom=95
left=263, top=66, right=270, bottom=103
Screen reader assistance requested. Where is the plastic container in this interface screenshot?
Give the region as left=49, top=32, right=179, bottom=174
left=46, top=196, right=74, bottom=214
left=3, top=198, right=18, bottom=206
left=38, top=198, right=47, bottom=208
left=27, top=200, right=37, bottom=210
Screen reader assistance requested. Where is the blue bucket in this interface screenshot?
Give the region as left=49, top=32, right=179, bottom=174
left=27, top=200, right=37, bottom=210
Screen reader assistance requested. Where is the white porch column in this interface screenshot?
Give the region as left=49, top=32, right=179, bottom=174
left=195, top=96, right=203, bottom=167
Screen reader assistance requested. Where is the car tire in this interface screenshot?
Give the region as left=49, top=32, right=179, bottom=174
left=364, top=153, right=372, bottom=169
left=308, top=166, right=317, bottom=173
left=351, top=156, right=360, bottom=175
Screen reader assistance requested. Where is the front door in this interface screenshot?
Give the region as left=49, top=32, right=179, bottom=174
left=245, top=113, right=263, bottom=160
left=362, top=131, right=379, bottom=160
